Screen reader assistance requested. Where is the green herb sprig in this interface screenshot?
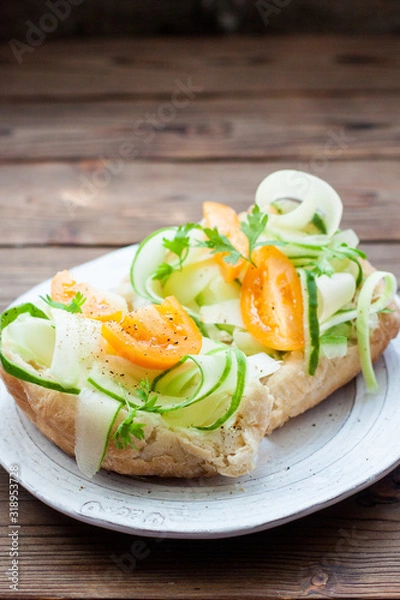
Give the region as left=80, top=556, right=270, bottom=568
left=152, top=223, right=198, bottom=285
left=113, top=401, right=146, bottom=450
left=197, top=205, right=269, bottom=267
left=310, top=244, right=366, bottom=287
left=40, top=291, right=87, bottom=314
left=112, top=379, right=163, bottom=449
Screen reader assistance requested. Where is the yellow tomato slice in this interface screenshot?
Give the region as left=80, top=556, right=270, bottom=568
left=203, top=201, right=249, bottom=283
left=240, top=246, right=304, bottom=351
left=51, top=270, right=124, bottom=322
left=101, top=296, right=203, bottom=370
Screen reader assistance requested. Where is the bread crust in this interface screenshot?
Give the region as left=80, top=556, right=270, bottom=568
left=265, top=303, right=400, bottom=434
left=0, top=357, right=272, bottom=479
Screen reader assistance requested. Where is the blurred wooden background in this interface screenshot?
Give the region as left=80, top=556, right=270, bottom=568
left=2, top=0, right=400, bottom=39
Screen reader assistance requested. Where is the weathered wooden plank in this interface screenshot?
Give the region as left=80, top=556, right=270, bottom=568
left=0, top=463, right=400, bottom=598
left=0, top=242, right=398, bottom=312
left=1, top=36, right=400, bottom=98
left=1, top=95, right=400, bottom=161
left=0, top=161, right=399, bottom=246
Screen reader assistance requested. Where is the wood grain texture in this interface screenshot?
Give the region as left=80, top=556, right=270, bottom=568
left=2, top=36, right=400, bottom=98
left=0, top=161, right=399, bottom=246
left=1, top=95, right=400, bottom=161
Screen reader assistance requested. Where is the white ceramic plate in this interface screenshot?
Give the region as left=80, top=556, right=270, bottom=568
left=1, top=246, right=400, bottom=539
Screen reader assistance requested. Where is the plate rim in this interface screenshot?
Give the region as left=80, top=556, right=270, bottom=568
left=1, top=246, right=399, bottom=539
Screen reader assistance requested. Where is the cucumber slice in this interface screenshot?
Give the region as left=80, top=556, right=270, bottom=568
left=163, top=259, right=220, bottom=312
left=356, top=270, right=397, bottom=392
left=0, top=303, right=80, bottom=395
left=196, top=275, right=241, bottom=307
left=89, top=350, right=234, bottom=421
left=316, top=272, right=356, bottom=324
left=196, top=349, right=247, bottom=431
left=49, top=308, right=102, bottom=389
left=200, top=299, right=244, bottom=328
left=153, top=353, right=232, bottom=413
left=75, top=388, right=122, bottom=478
left=2, top=314, right=55, bottom=368
left=87, top=343, right=249, bottom=431
left=320, top=335, right=348, bottom=359
left=299, top=269, right=320, bottom=376
left=1, top=303, right=49, bottom=331
left=256, top=170, right=343, bottom=242
left=233, top=329, right=272, bottom=356
left=0, top=352, right=80, bottom=395
left=130, top=227, right=177, bottom=304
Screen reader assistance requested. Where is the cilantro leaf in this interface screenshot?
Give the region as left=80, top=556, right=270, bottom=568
left=40, top=291, right=87, bottom=314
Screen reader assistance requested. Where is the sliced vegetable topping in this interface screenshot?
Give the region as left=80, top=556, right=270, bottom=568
left=101, top=296, right=203, bottom=370
left=356, top=270, right=397, bottom=392
left=0, top=303, right=80, bottom=394
left=240, top=245, right=304, bottom=351
left=152, top=223, right=198, bottom=286
left=299, top=269, right=320, bottom=376
left=255, top=169, right=343, bottom=245
left=203, top=201, right=249, bottom=282
left=75, top=388, right=122, bottom=478
left=50, top=270, right=125, bottom=322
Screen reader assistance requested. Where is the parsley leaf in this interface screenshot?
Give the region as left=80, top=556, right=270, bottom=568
left=136, top=379, right=160, bottom=412
left=113, top=400, right=146, bottom=450
left=198, top=227, right=245, bottom=265
left=152, top=262, right=174, bottom=286
left=240, top=204, right=268, bottom=257
left=163, top=223, right=195, bottom=260
left=40, top=291, right=87, bottom=314
left=311, top=255, right=335, bottom=278
left=308, top=243, right=367, bottom=287
left=112, top=379, right=162, bottom=449
left=152, top=223, right=198, bottom=285
left=197, top=205, right=269, bottom=267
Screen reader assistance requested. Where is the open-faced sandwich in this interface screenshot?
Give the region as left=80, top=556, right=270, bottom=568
left=1, top=170, right=399, bottom=479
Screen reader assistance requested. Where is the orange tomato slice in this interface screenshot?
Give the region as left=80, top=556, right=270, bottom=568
left=240, top=246, right=304, bottom=351
left=203, top=201, right=249, bottom=283
left=101, top=296, right=203, bottom=370
left=51, top=270, right=124, bottom=322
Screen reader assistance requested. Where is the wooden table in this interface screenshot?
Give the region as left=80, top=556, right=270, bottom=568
left=0, top=35, right=400, bottom=598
